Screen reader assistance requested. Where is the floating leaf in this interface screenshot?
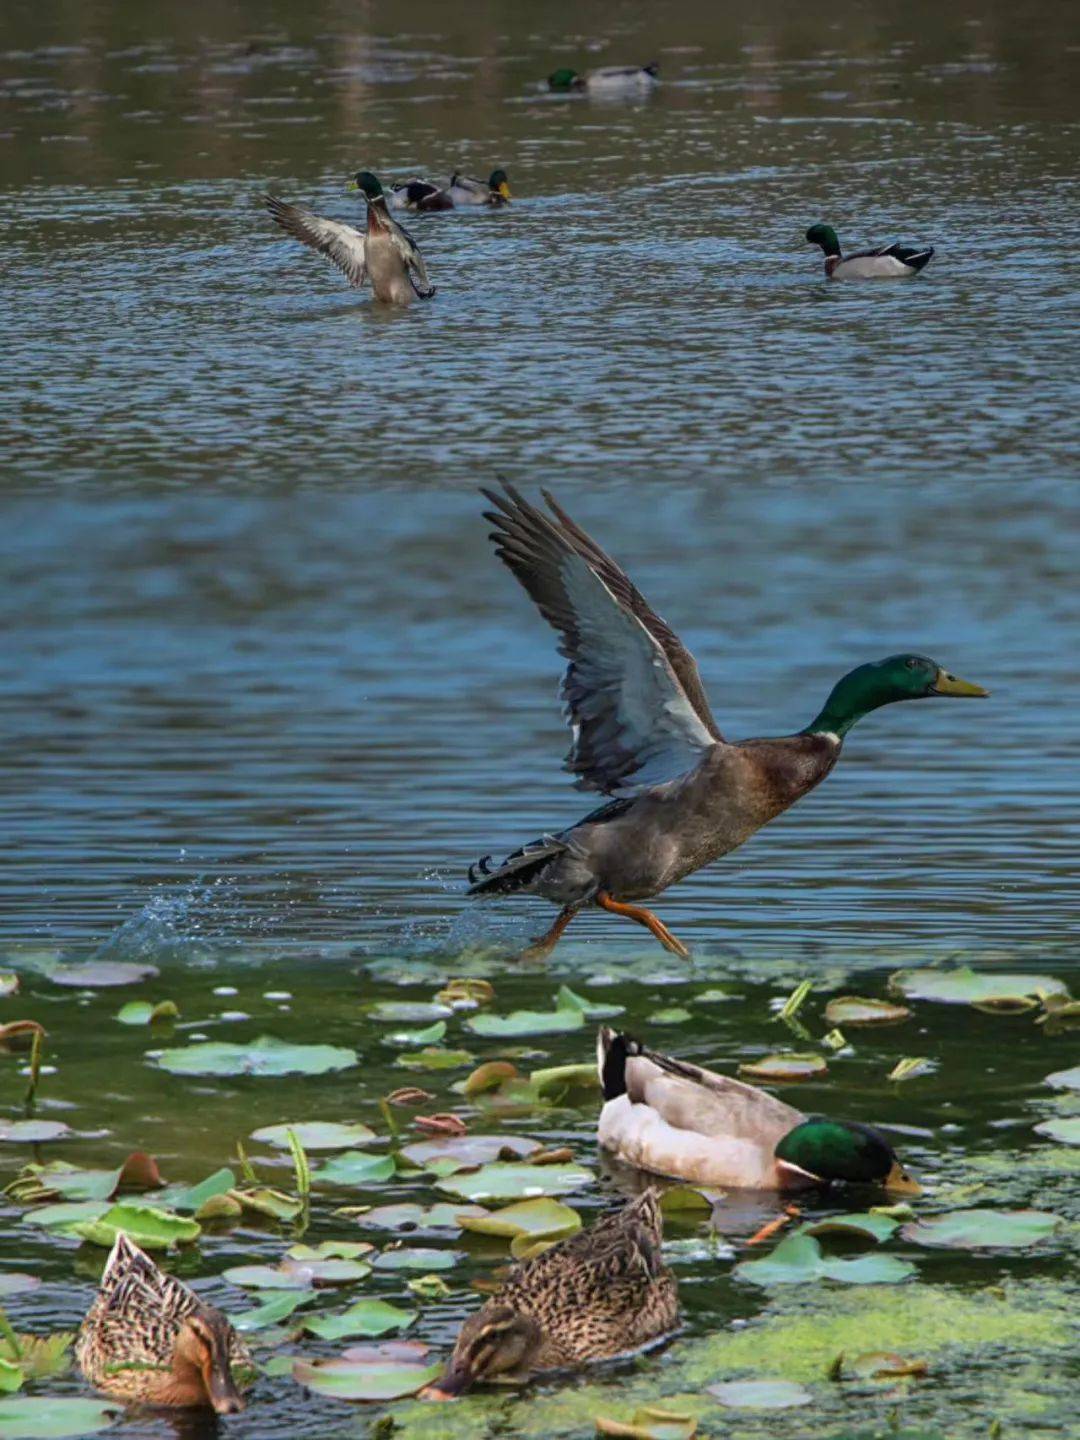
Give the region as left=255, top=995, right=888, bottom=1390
left=467, top=1007, right=584, bottom=1038
left=21, top=1201, right=109, bottom=1231
left=367, top=1001, right=452, bottom=1024
left=251, top=1121, right=377, bottom=1152
left=0, top=1276, right=40, bottom=1298
left=303, top=1299, right=415, bottom=1341
left=844, top=1351, right=929, bottom=1381
left=230, top=1187, right=305, bottom=1222
left=69, top=1202, right=200, bottom=1250
left=0, top=1122, right=71, bottom=1144
left=889, top=968, right=1068, bottom=1007
left=652, top=1008, right=692, bottom=1025
left=824, top=997, right=911, bottom=1027
left=462, top=1062, right=518, bottom=1097
left=382, top=1021, right=448, bottom=1049
left=232, top=1288, right=316, bottom=1332
left=888, top=1057, right=935, bottom=1082
left=659, top=1187, right=717, bottom=1214
left=292, top=1340, right=439, bottom=1400
left=436, top=1161, right=593, bottom=1202
left=1034, top=1117, right=1080, bottom=1146
left=196, top=1192, right=242, bottom=1221
left=372, top=1248, right=459, bottom=1271
left=5, top=1161, right=120, bottom=1205
left=900, top=1208, right=1061, bottom=1249
left=553, top=986, right=624, bottom=1020
left=0, top=1396, right=120, bottom=1436
left=397, top=1048, right=474, bottom=1072
left=357, top=1203, right=487, bottom=1233
left=156, top=1035, right=357, bottom=1077
left=49, top=962, right=157, bottom=988
left=457, top=1197, right=582, bottom=1240
left=312, top=1151, right=395, bottom=1186
left=1044, top=1065, right=1080, bottom=1092
left=399, top=1134, right=538, bottom=1170
left=734, top=1232, right=915, bottom=1286
left=708, top=1379, right=812, bottom=1409
left=529, top=1063, right=600, bottom=1099
left=407, top=1274, right=451, bottom=1299
left=115, top=1000, right=179, bottom=1025
left=596, top=1405, right=697, bottom=1438
left=737, top=1054, right=827, bottom=1082
left=800, top=1213, right=900, bottom=1243
left=167, top=1167, right=235, bottom=1212
left=226, top=1254, right=371, bottom=1288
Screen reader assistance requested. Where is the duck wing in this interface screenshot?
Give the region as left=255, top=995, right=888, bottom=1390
left=264, top=195, right=367, bottom=287
left=387, top=215, right=436, bottom=298
left=625, top=1045, right=804, bottom=1147
left=482, top=483, right=721, bottom=796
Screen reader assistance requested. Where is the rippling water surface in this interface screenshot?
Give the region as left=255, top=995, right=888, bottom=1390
left=0, top=3, right=1078, bottom=1439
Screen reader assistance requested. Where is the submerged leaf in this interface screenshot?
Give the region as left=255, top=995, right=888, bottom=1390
left=397, top=1047, right=474, bottom=1072
left=824, top=996, right=911, bottom=1026
left=156, top=1035, right=357, bottom=1077
left=734, top=1232, right=915, bottom=1287
left=900, top=1208, right=1061, bottom=1249
left=737, top=1054, right=827, bottom=1082
left=462, top=1062, right=518, bottom=1097
left=889, top=968, right=1068, bottom=1007
left=366, top=1001, right=453, bottom=1024
left=382, top=1021, right=448, bottom=1049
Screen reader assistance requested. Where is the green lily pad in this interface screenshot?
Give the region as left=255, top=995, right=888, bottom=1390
left=358, top=1203, right=487, bottom=1232
left=737, top=1054, right=828, bottom=1082
left=595, top=1406, right=697, bottom=1439
left=6, top=1161, right=121, bottom=1203
left=156, top=1035, right=357, bottom=1077
left=652, top=1007, right=693, bottom=1025
left=1034, top=1117, right=1080, bottom=1145
left=0, top=1397, right=120, bottom=1437
left=435, top=1161, right=593, bottom=1202
left=529, top=1063, right=600, bottom=1099
left=800, top=1213, right=900, bottom=1243
left=1044, top=1065, right=1080, bottom=1091
left=231, top=1288, right=316, bottom=1332
left=372, top=1248, right=459, bottom=1271
left=165, top=1167, right=235, bottom=1212
left=397, top=1047, right=474, bottom=1072
left=115, top=1000, right=179, bottom=1025
left=889, top=968, right=1068, bottom=1007
left=251, top=1121, right=377, bottom=1151
left=734, top=1232, right=915, bottom=1286
left=293, top=1340, right=439, bottom=1400
left=554, top=986, right=624, bottom=1020
left=457, top=1197, right=582, bottom=1240
left=399, top=1134, right=539, bottom=1170
left=230, top=1186, right=305, bottom=1222
left=69, top=1201, right=201, bottom=1250
left=49, top=962, right=157, bottom=988
left=303, top=1298, right=416, bottom=1341
left=312, top=1151, right=396, bottom=1185
left=21, top=1200, right=109, bottom=1230
left=824, top=996, right=911, bottom=1026
left=367, top=1001, right=453, bottom=1024
left=287, top=1242, right=373, bottom=1261
left=224, top=1264, right=316, bottom=1290
left=708, top=1379, right=812, bottom=1409
left=658, top=1187, right=717, bottom=1213
left=0, top=1122, right=71, bottom=1144
left=467, top=1007, right=584, bottom=1037
left=382, top=1020, right=448, bottom=1049
left=0, top=1275, right=40, bottom=1297
left=900, top=1208, right=1061, bottom=1249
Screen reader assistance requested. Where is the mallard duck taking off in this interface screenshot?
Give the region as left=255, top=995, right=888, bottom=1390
left=265, top=171, right=435, bottom=305
left=390, top=169, right=510, bottom=212
left=466, top=484, right=987, bottom=959
left=76, top=1232, right=252, bottom=1412
left=548, top=64, right=659, bottom=93
left=421, top=1189, right=677, bottom=1399
left=597, top=1028, right=921, bottom=1194
left=805, top=223, right=934, bottom=278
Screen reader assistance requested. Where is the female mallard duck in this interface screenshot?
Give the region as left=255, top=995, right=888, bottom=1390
left=390, top=169, right=511, bottom=212
left=806, top=223, right=934, bottom=279
left=597, top=1028, right=921, bottom=1194
left=466, top=484, right=986, bottom=959
left=76, top=1232, right=252, bottom=1413
left=265, top=171, right=435, bottom=305
left=548, top=63, right=659, bottom=94
left=421, top=1189, right=677, bottom=1399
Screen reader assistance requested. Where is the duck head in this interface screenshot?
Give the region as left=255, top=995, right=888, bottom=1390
left=805, top=223, right=841, bottom=256
left=776, top=1117, right=922, bottom=1195
left=548, top=67, right=584, bottom=91
left=805, top=653, right=988, bottom=739
left=348, top=171, right=385, bottom=202
left=489, top=168, right=512, bottom=200
left=172, top=1307, right=246, bottom=1414
left=420, top=1305, right=541, bottom=1400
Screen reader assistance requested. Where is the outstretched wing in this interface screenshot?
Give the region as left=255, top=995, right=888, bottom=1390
left=387, top=215, right=435, bottom=298
left=264, top=195, right=367, bottom=287
left=482, top=484, right=721, bottom=796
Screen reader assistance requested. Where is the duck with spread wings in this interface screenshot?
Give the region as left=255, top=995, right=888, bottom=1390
left=467, top=484, right=987, bottom=959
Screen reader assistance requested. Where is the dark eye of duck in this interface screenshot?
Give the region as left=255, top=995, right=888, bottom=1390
left=906, top=658, right=920, bottom=669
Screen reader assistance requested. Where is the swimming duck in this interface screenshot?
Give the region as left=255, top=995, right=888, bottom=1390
left=390, top=169, right=511, bottom=212
left=597, top=1028, right=922, bottom=1194
left=466, top=484, right=987, bottom=959
left=265, top=171, right=435, bottom=305
left=76, top=1232, right=252, bottom=1413
left=805, top=223, right=934, bottom=279
left=421, top=1188, right=677, bottom=1399
left=547, top=64, right=659, bottom=94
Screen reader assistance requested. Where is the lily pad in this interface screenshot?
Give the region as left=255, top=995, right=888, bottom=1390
left=1034, top=1117, right=1080, bottom=1146
left=435, top=1161, right=593, bottom=1202
left=357, top=1202, right=487, bottom=1233
left=529, top=1063, right=600, bottom=1099
left=366, top=1001, right=453, bottom=1024
left=21, top=1200, right=109, bottom=1230
left=900, top=1208, right=1061, bottom=1249
left=652, top=1007, right=693, bottom=1025
left=303, top=1298, right=416, bottom=1341
left=397, top=1048, right=474, bottom=1072
left=0, top=1122, right=71, bottom=1144
left=312, top=1151, right=396, bottom=1186
left=734, top=1232, right=915, bottom=1287
left=708, top=1379, right=812, bottom=1409
left=399, top=1134, right=539, bottom=1170
left=156, top=1035, right=357, bottom=1077
left=372, top=1247, right=459, bottom=1271
left=553, top=986, right=624, bottom=1020
left=462, top=1062, right=519, bottom=1097
left=596, top=1406, right=697, bottom=1439
left=166, top=1167, right=235, bottom=1212
left=49, top=962, right=157, bottom=988
left=800, top=1213, right=900, bottom=1243
left=457, top=1197, right=582, bottom=1240
left=824, top=996, right=911, bottom=1026
left=467, top=1007, right=584, bottom=1038
left=1044, top=1065, right=1080, bottom=1092
left=251, top=1121, right=377, bottom=1151
left=382, top=1021, right=448, bottom=1049
left=0, top=1397, right=119, bottom=1437
left=232, top=1288, right=316, bottom=1332
left=293, top=1341, right=439, bottom=1400
left=115, top=1000, right=179, bottom=1025
left=228, top=1253, right=371, bottom=1287
left=889, top=968, right=1068, bottom=1007
left=69, top=1201, right=201, bottom=1250
left=737, top=1054, right=828, bottom=1082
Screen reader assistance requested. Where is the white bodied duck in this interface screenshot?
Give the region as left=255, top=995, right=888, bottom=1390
left=596, top=1028, right=922, bottom=1194
left=805, top=223, right=934, bottom=279
left=390, top=168, right=511, bottom=212
left=547, top=63, right=659, bottom=94
left=265, top=171, right=435, bottom=306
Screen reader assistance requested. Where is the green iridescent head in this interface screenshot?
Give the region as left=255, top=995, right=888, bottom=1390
left=548, top=67, right=581, bottom=91
left=349, top=171, right=383, bottom=199
left=489, top=168, right=511, bottom=198
left=805, top=653, right=988, bottom=739
left=776, top=1117, right=920, bottom=1193
left=806, top=223, right=841, bottom=256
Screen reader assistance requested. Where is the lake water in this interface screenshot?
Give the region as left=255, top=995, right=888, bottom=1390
left=0, top=2, right=1077, bottom=1438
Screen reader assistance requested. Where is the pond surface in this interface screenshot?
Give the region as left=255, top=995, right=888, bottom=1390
left=1, top=2, right=1078, bottom=1439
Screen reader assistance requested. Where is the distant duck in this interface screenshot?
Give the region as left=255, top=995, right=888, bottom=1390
left=76, top=1232, right=252, bottom=1413
left=547, top=63, right=659, bottom=94
left=421, top=1189, right=677, bottom=1399
left=390, top=168, right=511, bottom=212
left=265, top=171, right=435, bottom=305
left=597, top=1027, right=923, bottom=1195
left=805, top=223, right=934, bottom=279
